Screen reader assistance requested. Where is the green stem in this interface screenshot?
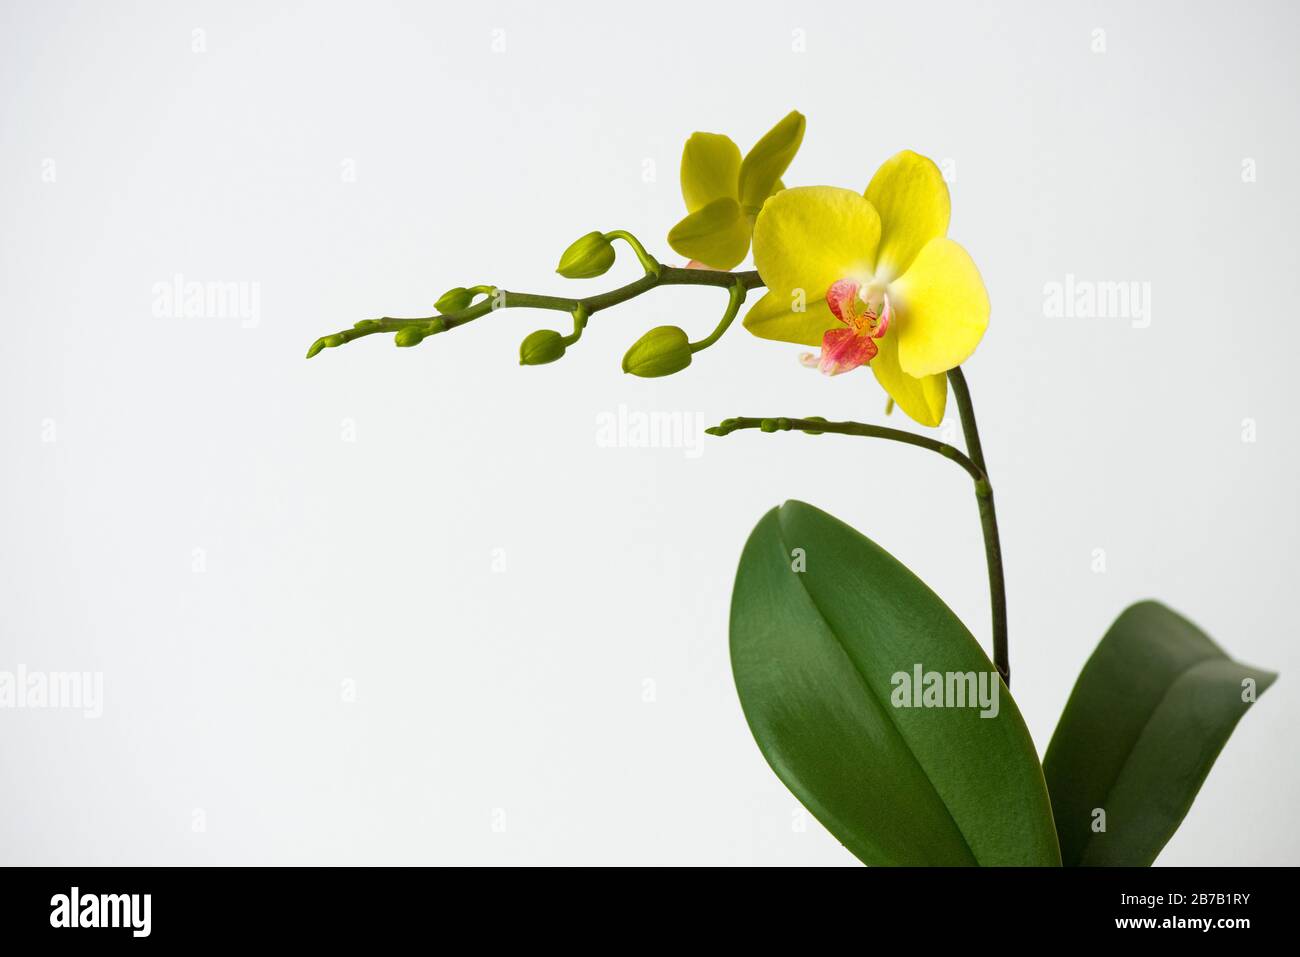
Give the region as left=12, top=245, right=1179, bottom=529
left=947, top=367, right=1009, bottom=687
left=604, top=230, right=662, bottom=278
left=705, top=416, right=986, bottom=485
left=561, top=303, right=589, bottom=346
left=308, top=260, right=1009, bottom=689
left=307, top=266, right=764, bottom=358
left=690, top=279, right=746, bottom=352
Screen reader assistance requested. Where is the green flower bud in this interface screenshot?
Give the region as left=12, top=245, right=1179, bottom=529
left=435, top=287, right=475, bottom=314
left=395, top=327, right=427, bottom=348
left=622, top=325, right=693, bottom=378
left=520, top=329, right=567, bottom=365
left=556, top=231, right=616, bottom=279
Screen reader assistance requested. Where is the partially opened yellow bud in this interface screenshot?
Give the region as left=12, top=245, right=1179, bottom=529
left=737, top=110, right=805, bottom=216
left=668, top=110, right=805, bottom=271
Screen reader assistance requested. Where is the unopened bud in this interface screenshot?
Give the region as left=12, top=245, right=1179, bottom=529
left=520, top=329, right=567, bottom=365
left=435, top=287, right=475, bottom=313
left=556, top=231, right=615, bottom=279
left=395, top=327, right=427, bottom=348
left=622, top=325, right=693, bottom=378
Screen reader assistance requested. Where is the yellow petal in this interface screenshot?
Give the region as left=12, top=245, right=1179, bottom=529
left=891, top=237, right=990, bottom=378
left=737, top=110, right=805, bottom=214
left=680, top=132, right=742, bottom=213
left=667, top=197, right=751, bottom=270
left=865, top=150, right=951, bottom=281
left=751, top=186, right=880, bottom=301
left=741, top=290, right=836, bottom=346
left=870, top=332, right=947, bottom=427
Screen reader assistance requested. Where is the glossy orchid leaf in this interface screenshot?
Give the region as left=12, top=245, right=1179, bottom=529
left=1044, top=601, right=1276, bottom=866
left=730, top=501, right=1060, bottom=866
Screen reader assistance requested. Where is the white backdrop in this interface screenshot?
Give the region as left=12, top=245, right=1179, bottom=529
left=2, top=0, right=1297, bottom=865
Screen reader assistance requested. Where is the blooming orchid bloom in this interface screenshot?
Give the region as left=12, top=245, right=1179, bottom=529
left=667, top=111, right=805, bottom=271
left=742, top=151, right=990, bottom=426
left=798, top=278, right=892, bottom=375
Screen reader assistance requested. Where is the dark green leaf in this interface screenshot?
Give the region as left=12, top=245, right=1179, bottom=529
left=1043, top=600, right=1276, bottom=866
left=730, top=501, right=1060, bottom=866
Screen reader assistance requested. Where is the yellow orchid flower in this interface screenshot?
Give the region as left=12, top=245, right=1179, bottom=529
left=667, top=111, right=805, bottom=271
left=742, top=150, right=990, bottom=427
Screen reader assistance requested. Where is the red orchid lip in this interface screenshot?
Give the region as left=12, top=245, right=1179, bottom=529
left=815, top=327, right=879, bottom=374
left=826, top=278, right=861, bottom=325
left=809, top=279, right=891, bottom=375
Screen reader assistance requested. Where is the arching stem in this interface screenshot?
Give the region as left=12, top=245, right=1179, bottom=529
left=948, top=367, right=1009, bottom=687
left=705, top=415, right=986, bottom=484
left=307, top=266, right=765, bottom=358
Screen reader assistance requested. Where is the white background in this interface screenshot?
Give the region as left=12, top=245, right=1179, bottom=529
left=2, top=0, right=1297, bottom=865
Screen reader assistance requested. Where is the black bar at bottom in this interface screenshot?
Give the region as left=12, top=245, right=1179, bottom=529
left=0, top=865, right=1288, bottom=942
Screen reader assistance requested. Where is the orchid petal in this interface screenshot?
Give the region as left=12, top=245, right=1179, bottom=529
left=865, top=150, right=951, bottom=282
